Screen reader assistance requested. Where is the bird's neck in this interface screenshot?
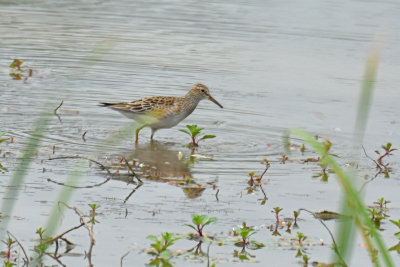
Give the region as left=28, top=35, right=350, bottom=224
left=181, top=92, right=202, bottom=115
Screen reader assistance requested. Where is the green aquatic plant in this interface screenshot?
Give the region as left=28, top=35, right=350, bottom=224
left=285, top=221, right=292, bottom=233
left=34, top=227, right=50, bottom=256
left=88, top=203, right=100, bottom=226
left=297, top=232, right=307, bottom=246
left=2, top=237, right=16, bottom=266
left=9, top=59, right=33, bottom=81
left=293, top=210, right=300, bottom=228
left=311, top=139, right=337, bottom=182
left=234, top=222, right=264, bottom=250
left=368, top=198, right=390, bottom=230
left=179, top=124, right=215, bottom=148
left=272, top=207, right=283, bottom=224
left=279, top=154, right=288, bottom=164
left=185, top=214, right=217, bottom=238
left=375, top=143, right=396, bottom=177
left=147, top=232, right=180, bottom=260
left=294, top=232, right=310, bottom=264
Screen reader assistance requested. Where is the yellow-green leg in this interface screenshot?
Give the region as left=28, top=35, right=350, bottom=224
left=135, top=124, right=146, bottom=143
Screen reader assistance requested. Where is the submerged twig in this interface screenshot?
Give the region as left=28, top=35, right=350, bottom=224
left=49, top=223, right=85, bottom=243
left=48, top=155, right=112, bottom=188
left=7, top=231, right=29, bottom=266
left=120, top=250, right=131, bottom=267
left=60, top=202, right=95, bottom=267
left=82, top=131, right=87, bottom=142
left=123, top=157, right=141, bottom=183
left=123, top=183, right=143, bottom=203
left=259, top=184, right=268, bottom=201
left=54, top=100, right=64, bottom=122
left=48, top=254, right=67, bottom=267
left=49, top=155, right=111, bottom=175
left=362, top=146, right=380, bottom=169
left=54, top=100, right=64, bottom=114
left=360, top=146, right=388, bottom=192
left=207, top=242, right=211, bottom=267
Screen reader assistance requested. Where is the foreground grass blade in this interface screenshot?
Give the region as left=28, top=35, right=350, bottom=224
left=288, top=129, right=393, bottom=267
left=0, top=107, right=52, bottom=240
left=337, top=43, right=382, bottom=264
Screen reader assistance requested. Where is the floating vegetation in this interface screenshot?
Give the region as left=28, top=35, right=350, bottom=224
left=9, top=59, right=33, bottom=81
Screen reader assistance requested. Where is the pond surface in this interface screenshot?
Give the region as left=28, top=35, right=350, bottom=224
left=1, top=0, right=400, bottom=266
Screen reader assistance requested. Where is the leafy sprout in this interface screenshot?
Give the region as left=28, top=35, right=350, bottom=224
left=147, top=232, right=180, bottom=260
left=185, top=214, right=217, bottom=237
left=179, top=125, right=215, bottom=148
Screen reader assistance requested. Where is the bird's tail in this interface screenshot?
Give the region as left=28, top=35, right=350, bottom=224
left=98, top=102, right=116, bottom=107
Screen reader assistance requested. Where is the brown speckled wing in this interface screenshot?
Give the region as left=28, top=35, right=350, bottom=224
left=109, top=96, right=178, bottom=117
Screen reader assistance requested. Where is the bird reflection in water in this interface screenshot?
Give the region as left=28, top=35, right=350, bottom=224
left=114, top=141, right=206, bottom=199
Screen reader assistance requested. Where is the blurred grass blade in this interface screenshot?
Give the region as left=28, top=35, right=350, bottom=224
left=0, top=107, right=52, bottom=238
left=353, top=47, right=380, bottom=148
left=337, top=44, right=381, bottom=263
left=288, top=129, right=393, bottom=267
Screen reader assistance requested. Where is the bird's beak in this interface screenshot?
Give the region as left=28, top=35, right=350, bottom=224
left=208, top=95, right=223, bottom=108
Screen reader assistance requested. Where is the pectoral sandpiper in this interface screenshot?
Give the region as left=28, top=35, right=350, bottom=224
left=100, top=83, right=223, bottom=142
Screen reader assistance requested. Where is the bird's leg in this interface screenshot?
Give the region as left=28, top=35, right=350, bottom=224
left=150, top=129, right=156, bottom=141
left=135, top=125, right=146, bottom=143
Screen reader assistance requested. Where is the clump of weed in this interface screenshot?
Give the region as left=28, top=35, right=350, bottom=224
left=248, top=159, right=270, bottom=186
left=2, top=236, right=16, bottom=266
left=311, top=139, right=337, bottom=182
left=293, top=210, right=300, bottom=229
left=9, top=59, right=33, bottom=81
left=271, top=207, right=283, bottom=236
left=185, top=214, right=217, bottom=239
left=294, top=232, right=310, bottom=265
left=147, top=232, right=180, bottom=265
left=179, top=125, right=215, bottom=148
left=246, top=159, right=270, bottom=205
left=233, top=222, right=264, bottom=260
left=368, top=198, right=390, bottom=230
left=374, top=143, right=396, bottom=177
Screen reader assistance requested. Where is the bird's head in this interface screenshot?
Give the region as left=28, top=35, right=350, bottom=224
left=191, top=83, right=223, bottom=108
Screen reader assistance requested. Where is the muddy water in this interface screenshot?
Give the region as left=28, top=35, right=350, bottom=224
left=1, top=1, right=400, bottom=266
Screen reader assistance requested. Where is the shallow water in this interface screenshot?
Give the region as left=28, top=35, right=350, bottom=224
left=1, top=0, right=400, bottom=266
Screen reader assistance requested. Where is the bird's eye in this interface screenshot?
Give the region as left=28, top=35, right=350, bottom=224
left=201, top=89, right=205, bottom=93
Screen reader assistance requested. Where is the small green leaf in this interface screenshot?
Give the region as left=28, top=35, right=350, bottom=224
left=390, top=220, right=400, bottom=228
left=192, top=214, right=206, bottom=226
left=179, top=129, right=191, bottom=136
left=388, top=243, right=400, bottom=254
left=203, top=217, right=217, bottom=226
left=184, top=224, right=197, bottom=231
left=10, top=59, right=24, bottom=68
left=147, top=235, right=158, bottom=242
left=200, top=135, right=216, bottom=140
left=159, top=250, right=172, bottom=260
left=248, top=240, right=265, bottom=250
